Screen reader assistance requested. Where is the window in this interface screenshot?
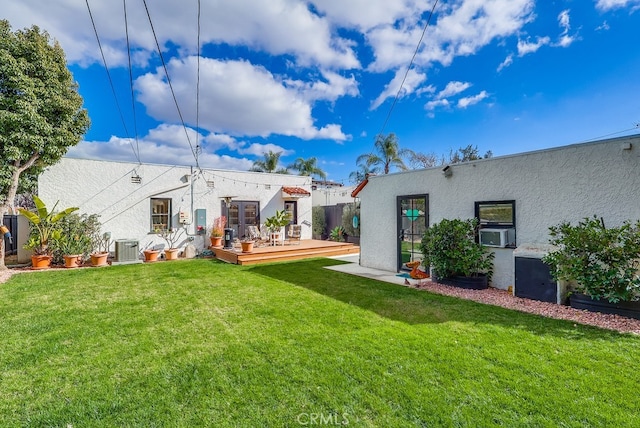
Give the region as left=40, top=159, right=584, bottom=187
left=475, top=200, right=516, bottom=248
left=151, top=198, right=171, bottom=231
left=475, top=200, right=515, bottom=227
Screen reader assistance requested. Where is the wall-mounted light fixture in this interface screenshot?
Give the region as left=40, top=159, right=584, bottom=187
left=442, top=165, right=452, bottom=178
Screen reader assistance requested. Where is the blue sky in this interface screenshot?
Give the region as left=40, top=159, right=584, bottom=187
left=4, top=0, right=640, bottom=183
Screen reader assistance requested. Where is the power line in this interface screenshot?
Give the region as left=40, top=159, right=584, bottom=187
left=195, top=0, right=202, bottom=163
left=141, top=0, right=200, bottom=168
left=84, top=0, right=141, bottom=164
left=123, top=0, right=142, bottom=164
left=378, top=0, right=440, bottom=136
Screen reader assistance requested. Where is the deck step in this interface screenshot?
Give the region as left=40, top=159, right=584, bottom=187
left=213, top=240, right=359, bottom=266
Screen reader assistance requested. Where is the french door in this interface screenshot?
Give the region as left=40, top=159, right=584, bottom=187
left=397, top=195, right=428, bottom=271
left=226, top=201, right=260, bottom=239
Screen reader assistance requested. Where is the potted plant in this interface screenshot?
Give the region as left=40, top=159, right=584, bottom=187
left=18, top=196, right=79, bottom=270
left=240, top=238, right=254, bottom=253
left=543, top=216, right=640, bottom=318
left=51, top=213, right=100, bottom=268
left=156, top=227, right=183, bottom=260
left=264, top=210, right=290, bottom=245
left=419, top=218, right=495, bottom=289
left=90, top=231, right=112, bottom=267
left=210, top=216, right=226, bottom=248
left=329, top=225, right=346, bottom=242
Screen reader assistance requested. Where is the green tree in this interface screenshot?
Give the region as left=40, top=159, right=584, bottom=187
left=448, top=144, right=492, bottom=164
left=249, top=150, right=289, bottom=174
left=348, top=162, right=377, bottom=184
left=0, top=21, right=90, bottom=269
left=288, top=157, right=327, bottom=181
left=356, top=133, right=410, bottom=175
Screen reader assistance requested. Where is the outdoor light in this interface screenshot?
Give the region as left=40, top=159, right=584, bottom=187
left=442, top=165, right=452, bottom=177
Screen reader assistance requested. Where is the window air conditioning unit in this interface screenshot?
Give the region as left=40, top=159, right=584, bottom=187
left=115, top=239, right=139, bottom=263
left=479, top=228, right=515, bottom=248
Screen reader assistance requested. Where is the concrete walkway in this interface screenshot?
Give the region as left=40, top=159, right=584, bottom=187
left=326, top=254, right=410, bottom=286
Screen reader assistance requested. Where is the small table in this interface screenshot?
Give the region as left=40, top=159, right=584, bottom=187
left=270, top=232, right=284, bottom=246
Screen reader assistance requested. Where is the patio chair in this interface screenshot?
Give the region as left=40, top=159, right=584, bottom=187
left=247, top=225, right=269, bottom=246
left=287, top=224, right=302, bottom=245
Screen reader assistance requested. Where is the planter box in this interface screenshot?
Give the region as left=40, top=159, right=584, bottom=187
left=433, top=273, right=488, bottom=290
left=569, top=293, right=640, bottom=320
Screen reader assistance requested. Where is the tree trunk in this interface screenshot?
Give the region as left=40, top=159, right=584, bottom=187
left=0, top=155, right=39, bottom=270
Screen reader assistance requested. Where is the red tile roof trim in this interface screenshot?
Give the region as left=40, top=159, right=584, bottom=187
left=350, top=179, right=369, bottom=198
left=282, top=186, right=311, bottom=196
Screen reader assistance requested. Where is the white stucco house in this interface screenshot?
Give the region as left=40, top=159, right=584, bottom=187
left=36, top=157, right=313, bottom=258
left=354, top=135, right=640, bottom=294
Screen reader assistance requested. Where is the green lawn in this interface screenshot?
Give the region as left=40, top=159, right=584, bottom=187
left=1, top=258, right=639, bottom=427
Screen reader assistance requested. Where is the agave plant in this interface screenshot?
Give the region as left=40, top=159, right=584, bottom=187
left=18, top=196, right=79, bottom=256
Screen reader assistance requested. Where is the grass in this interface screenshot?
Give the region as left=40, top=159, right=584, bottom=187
left=1, top=258, right=640, bottom=427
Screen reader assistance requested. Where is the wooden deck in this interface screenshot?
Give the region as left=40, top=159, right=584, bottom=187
left=213, top=239, right=359, bottom=265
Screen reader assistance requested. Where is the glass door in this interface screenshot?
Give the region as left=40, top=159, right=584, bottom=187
left=225, top=201, right=260, bottom=240
left=283, top=201, right=297, bottom=235
left=397, top=195, right=428, bottom=271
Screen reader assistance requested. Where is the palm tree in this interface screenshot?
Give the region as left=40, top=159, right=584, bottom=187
left=288, top=157, right=327, bottom=181
left=249, top=151, right=289, bottom=174
left=349, top=162, right=377, bottom=184
left=356, top=133, right=410, bottom=175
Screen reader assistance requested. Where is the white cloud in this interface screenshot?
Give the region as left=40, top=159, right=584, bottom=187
left=135, top=56, right=348, bottom=141
left=237, top=143, right=294, bottom=157
left=284, top=71, right=360, bottom=103
left=596, top=21, right=611, bottom=31
left=497, top=54, right=513, bottom=72
left=457, top=90, right=489, bottom=108
left=517, top=36, right=550, bottom=56
left=66, top=125, right=253, bottom=171
left=596, top=0, right=640, bottom=11
left=436, top=81, right=472, bottom=99
left=370, top=68, right=427, bottom=110
left=367, top=0, right=536, bottom=71
left=2, top=0, right=361, bottom=70
left=555, top=10, right=577, bottom=48
left=425, top=98, right=450, bottom=111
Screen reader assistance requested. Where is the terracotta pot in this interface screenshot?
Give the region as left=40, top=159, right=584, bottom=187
left=90, top=252, right=109, bottom=267
left=164, top=248, right=180, bottom=260
left=143, top=249, right=160, bottom=262
left=241, top=241, right=254, bottom=253
left=31, top=254, right=52, bottom=270
left=210, top=236, right=223, bottom=248
left=63, top=254, right=83, bottom=268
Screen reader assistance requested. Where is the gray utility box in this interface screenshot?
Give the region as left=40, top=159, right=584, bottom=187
left=115, top=239, right=139, bottom=263
left=514, top=243, right=564, bottom=304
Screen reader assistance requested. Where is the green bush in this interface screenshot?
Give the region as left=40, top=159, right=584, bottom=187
left=543, top=216, right=640, bottom=303
left=312, top=206, right=325, bottom=238
left=50, top=213, right=101, bottom=264
left=420, top=218, right=494, bottom=279
left=341, top=203, right=360, bottom=237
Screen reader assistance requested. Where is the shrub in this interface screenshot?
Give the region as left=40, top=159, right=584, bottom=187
left=312, top=206, right=325, bottom=238
left=50, top=213, right=100, bottom=264
left=543, top=216, right=640, bottom=303
left=419, top=218, right=494, bottom=279
left=341, top=203, right=360, bottom=237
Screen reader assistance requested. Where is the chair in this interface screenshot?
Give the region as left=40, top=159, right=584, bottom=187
left=287, top=224, right=302, bottom=245
left=247, top=225, right=268, bottom=246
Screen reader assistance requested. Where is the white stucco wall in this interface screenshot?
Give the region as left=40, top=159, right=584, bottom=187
left=312, top=185, right=357, bottom=206
left=358, top=136, right=640, bottom=289
left=37, top=158, right=312, bottom=255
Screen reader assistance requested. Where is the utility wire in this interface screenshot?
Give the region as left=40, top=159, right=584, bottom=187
left=195, top=0, right=202, bottom=164
left=84, top=0, right=141, bottom=164
left=124, top=0, right=142, bottom=164
left=379, top=0, right=440, bottom=136
left=141, top=0, right=200, bottom=168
